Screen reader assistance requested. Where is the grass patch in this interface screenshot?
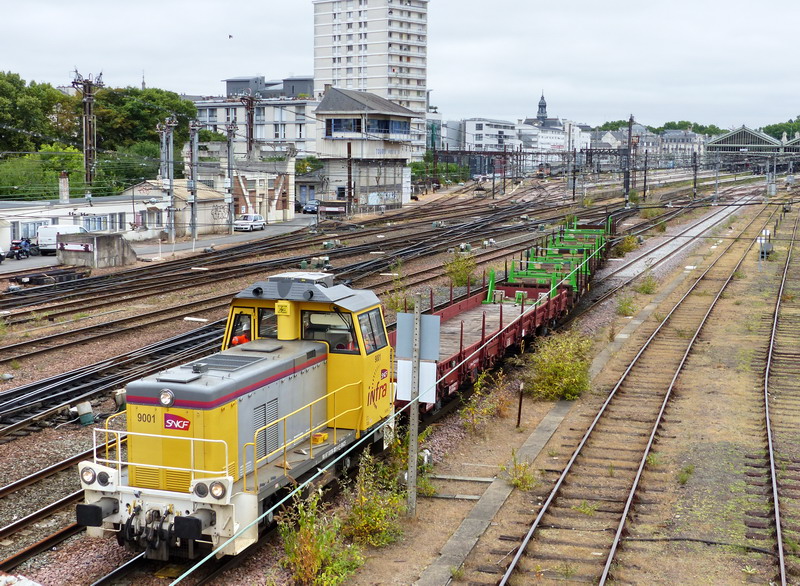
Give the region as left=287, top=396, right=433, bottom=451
left=640, top=207, right=661, bottom=220
left=572, top=500, right=597, bottom=516
left=677, top=464, right=695, bottom=485
left=634, top=273, right=658, bottom=295
left=646, top=452, right=663, bottom=468
left=616, top=294, right=636, bottom=316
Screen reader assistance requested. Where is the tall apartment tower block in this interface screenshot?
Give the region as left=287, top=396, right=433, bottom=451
left=313, top=0, right=428, bottom=146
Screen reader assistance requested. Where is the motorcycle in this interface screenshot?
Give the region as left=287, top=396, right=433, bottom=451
left=9, top=239, right=39, bottom=260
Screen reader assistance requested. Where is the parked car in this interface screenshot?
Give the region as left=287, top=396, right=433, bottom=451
left=233, top=214, right=266, bottom=231
left=302, top=199, right=320, bottom=214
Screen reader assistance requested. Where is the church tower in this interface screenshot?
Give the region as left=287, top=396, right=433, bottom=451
left=537, top=92, right=547, bottom=123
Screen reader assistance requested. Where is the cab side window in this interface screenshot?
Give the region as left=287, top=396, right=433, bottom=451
left=357, top=308, right=388, bottom=354
left=301, top=310, right=360, bottom=353
left=229, top=313, right=252, bottom=346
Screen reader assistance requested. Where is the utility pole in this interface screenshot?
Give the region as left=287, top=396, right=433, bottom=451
left=692, top=151, right=698, bottom=200
left=491, top=158, right=496, bottom=199
left=502, top=145, right=507, bottom=195
left=623, top=114, right=633, bottom=206
left=714, top=154, right=719, bottom=204
left=157, top=118, right=178, bottom=242
left=166, top=117, right=177, bottom=242
left=406, top=293, right=422, bottom=518
left=347, top=141, right=353, bottom=215
left=72, top=71, right=104, bottom=203
left=643, top=150, right=649, bottom=202
left=189, top=120, right=202, bottom=241
left=431, top=123, right=439, bottom=186
left=240, top=95, right=255, bottom=156
left=226, top=120, right=237, bottom=234
left=572, top=148, right=577, bottom=202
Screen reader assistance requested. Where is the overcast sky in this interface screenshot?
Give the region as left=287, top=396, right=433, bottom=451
left=5, top=0, right=798, bottom=130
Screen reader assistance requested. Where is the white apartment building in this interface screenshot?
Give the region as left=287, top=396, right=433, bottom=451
left=313, top=0, right=428, bottom=152
left=194, top=97, right=318, bottom=159
left=462, top=119, right=522, bottom=152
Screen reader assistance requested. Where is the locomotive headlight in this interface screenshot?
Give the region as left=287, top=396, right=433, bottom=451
left=97, top=471, right=110, bottom=487
left=159, top=389, right=175, bottom=407
left=194, top=482, right=209, bottom=498
left=210, top=481, right=227, bottom=500
left=80, top=467, right=97, bottom=485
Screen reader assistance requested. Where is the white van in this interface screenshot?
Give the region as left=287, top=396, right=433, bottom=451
left=37, top=225, right=89, bottom=255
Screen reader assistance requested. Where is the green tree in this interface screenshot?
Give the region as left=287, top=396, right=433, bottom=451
left=0, top=72, right=77, bottom=152
left=594, top=120, right=630, bottom=132
left=94, top=87, right=196, bottom=151
left=296, top=155, right=324, bottom=175
left=0, top=143, right=85, bottom=200
left=199, top=129, right=226, bottom=142
left=763, top=117, right=800, bottom=141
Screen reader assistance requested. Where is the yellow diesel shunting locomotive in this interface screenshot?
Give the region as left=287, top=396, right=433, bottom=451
left=76, top=272, right=393, bottom=560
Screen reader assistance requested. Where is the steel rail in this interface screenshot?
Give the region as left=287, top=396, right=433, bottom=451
left=597, top=206, right=773, bottom=584
left=761, top=210, right=799, bottom=586
left=0, top=523, right=84, bottom=573
left=499, top=203, right=777, bottom=584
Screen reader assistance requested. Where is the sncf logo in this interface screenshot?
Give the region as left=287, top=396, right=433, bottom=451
left=380, top=369, right=389, bottom=380
left=164, top=413, right=191, bottom=431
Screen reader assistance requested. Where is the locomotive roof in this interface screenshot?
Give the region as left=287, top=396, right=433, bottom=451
left=235, top=272, right=380, bottom=313
left=126, top=339, right=326, bottom=409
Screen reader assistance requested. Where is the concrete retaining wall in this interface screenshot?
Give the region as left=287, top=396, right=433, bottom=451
left=57, top=233, right=139, bottom=268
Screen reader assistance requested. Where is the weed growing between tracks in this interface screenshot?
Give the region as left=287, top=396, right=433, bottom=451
left=443, top=252, right=476, bottom=287
left=278, top=489, right=364, bottom=585
left=278, top=448, right=408, bottom=584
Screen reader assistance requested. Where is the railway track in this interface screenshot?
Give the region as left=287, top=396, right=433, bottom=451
left=0, top=326, right=223, bottom=442
left=493, top=203, right=778, bottom=584
left=758, top=210, right=800, bottom=584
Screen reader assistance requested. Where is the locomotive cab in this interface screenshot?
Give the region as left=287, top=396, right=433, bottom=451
left=77, top=273, right=393, bottom=560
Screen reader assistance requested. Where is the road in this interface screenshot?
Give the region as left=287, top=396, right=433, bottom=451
left=0, top=216, right=317, bottom=276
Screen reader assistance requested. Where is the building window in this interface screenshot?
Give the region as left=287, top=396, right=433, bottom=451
left=475, top=123, right=483, bottom=131
left=274, top=124, right=286, bottom=139
left=297, top=124, right=304, bottom=139
left=325, top=118, right=363, bottom=136
left=225, top=107, right=237, bottom=123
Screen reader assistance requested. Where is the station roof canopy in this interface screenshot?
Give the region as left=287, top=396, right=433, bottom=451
left=706, top=126, right=781, bottom=153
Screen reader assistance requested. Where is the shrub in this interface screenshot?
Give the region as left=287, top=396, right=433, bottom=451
left=444, top=252, right=476, bottom=287
left=383, top=260, right=414, bottom=312
left=628, top=190, right=640, bottom=204
left=640, top=207, right=661, bottom=220
left=501, top=448, right=538, bottom=490
left=460, top=370, right=509, bottom=432
left=340, top=450, right=405, bottom=547
left=278, top=490, right=364, bottom=585
left=522, top=330, right=592, bottom=400
left=611, top=235, right=638, bottom=257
